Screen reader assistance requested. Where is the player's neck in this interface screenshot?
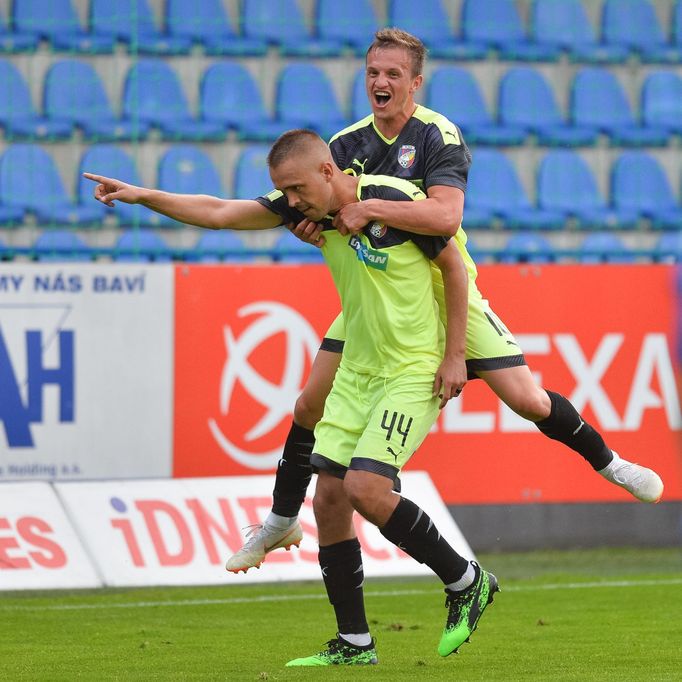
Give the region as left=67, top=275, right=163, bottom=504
left=373, top=103, right=417, bottom=140
left=329, top=173, right=360, bottom=214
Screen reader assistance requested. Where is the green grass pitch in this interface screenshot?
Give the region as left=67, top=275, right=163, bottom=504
left=2, top=548, right=681, bottom=681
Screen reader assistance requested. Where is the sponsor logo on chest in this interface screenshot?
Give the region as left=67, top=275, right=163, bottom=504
left=348, top=235, right=389, bottom=270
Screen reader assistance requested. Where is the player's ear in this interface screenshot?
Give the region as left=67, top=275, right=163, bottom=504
left=412, top=74, right=423, bottom=93
left=321, top=161, right=334, bottom=181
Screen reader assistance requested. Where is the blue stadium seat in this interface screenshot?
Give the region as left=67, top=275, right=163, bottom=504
left=200, top=63, right=289, bottom=142
left=44, top=60, right=149, bottom=142
left=388, top=0, right=488, bottom=60
left=642, top=71, right=682, bottom=134
left=318, top=0, right=380, bottom=56
left=462, top=0, right=560, bottom=61
left=499, top=67, right=597, bottom=146
left=655, top=231, right=682, bottom=262
left=537, top=150, right=639, bottom=229
left=123, top=60, right=225, bottom=142
left=242, top=0, right=344, bottom=57
left=350, top=68, right=372, bottom=122
left=0, top=59, right=72, bottom=140
left=0, top=8, right=38, bottom=52
left=189, top=230, right=251, bottom=263
left=114, top=231, right=172, bottom=262
left=602, top=0, right=682, bottom=63
left=233, top=146, right=272, bottom=200
left=272, top=229, right=325, bottom=263
left=611, top=152, right=682, bottom=230
left=90, top=0, right=191, bottom=55
left=13, top=0, right=114, bottom=53
left=579, top=232, right=634, bottom=264
left=675, top=0, right=682, bottom=48
left=275, top=64, right=349, bottom=141
left=157, top=146, right=223, bottom=227
left=0, top=145, right=102, bottom=226
left=466, top=149, right=564, bottom=230
left=426, top=67, right=526, bottom=146
left=0, top=201, right=24, bottom=226
left=571, top=68, right=670, bottom=146
left=500, top=232, right=554, bottom=264
left=33, top=230, right=92, bottom=261
left=78, top=145, right=162, bottom=227
left=532, top=0, right=629, bottom=63
left=166, top=0, right=267, bottom=56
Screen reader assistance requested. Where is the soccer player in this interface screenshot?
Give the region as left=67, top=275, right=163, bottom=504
left=265, top=129, right=498, bottom=664
left=223, top=29, right=663, bottom=571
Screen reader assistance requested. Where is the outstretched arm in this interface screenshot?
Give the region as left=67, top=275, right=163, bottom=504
left=82, top=173, right=281, bottom=231
left=431, top=240, right=468, bottom=408
left=332, top=185, right=464, bottom=238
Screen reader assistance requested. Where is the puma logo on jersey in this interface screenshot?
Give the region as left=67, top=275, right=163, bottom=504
left=351, top=157, right=368, bottom=174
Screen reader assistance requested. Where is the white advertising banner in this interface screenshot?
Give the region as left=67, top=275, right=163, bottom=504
left=0, top=264, right=173, bottom=480
left=55, top=472, right=474, bottom=587
left=0, top=482, right=101, bottom=590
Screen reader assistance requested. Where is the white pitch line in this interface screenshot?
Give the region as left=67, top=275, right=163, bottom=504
left=2, top=577, right=682, bottom=613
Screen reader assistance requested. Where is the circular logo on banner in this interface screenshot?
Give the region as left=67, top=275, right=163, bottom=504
left=208, top=301, right=319, bottom=469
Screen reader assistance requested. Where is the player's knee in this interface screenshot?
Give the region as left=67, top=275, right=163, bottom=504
left=507, top=389, right=551, bottom=422
left=293, top=392, right=324, bottom=430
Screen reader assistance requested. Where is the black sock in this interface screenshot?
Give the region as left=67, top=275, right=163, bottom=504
left=535, top=390, right=613, bottom=470
left=319, top=538, right=369, bottom=635
left=271, top=421, right=314, bottom=517
left=380, top=497, right=469, bottom=584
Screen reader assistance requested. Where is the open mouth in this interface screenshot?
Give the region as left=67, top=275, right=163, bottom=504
left=373, top=90, right=391, bottom=107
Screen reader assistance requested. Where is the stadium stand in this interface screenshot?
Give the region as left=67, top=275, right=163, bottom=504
left=122, top=60, right=226, bottom=142
left=317, top=0, right=380, bottom=56
left=77, top=146, right=162, bottom=228
left=275, top=64, right=349, bottom=141
left=537, top=150, right=639, bottom=229
left=641, top=71, right=682, bottom=134
left=44, top=59, right=149, bottom=142
left=500, top=232, right=555, bottom=263
left=388, top=0, right=488, bottom=60
left=461, top=0, right=560, bottom=61
left=33, top=229, right=92, bottom=261
left=570, top=68, right=670, bottom=146
left=0, top=0, right=680, bottom=265
left=113, top=230, right=172, bottom=262
left=0, top=59, right=72, bottom=140
left=200, top=62, right=290, bottom=142
left=499, top=67, right=598, bottom=146
left=0, top=7, right=38, bottom=52
left=89, top=0, right=191, bottom=54
left=465, top=149, right=565, bottom=230
left=611, top=152, right=682, bottom=230
left=601, top=0, right=682, bottom=63
left=272, top=229, right=325, bottom=263
left=14, top=0, right=114, bottom=53
left=532, top=0, right=628, bottom=62
left=188, top=229, right=251, bottom=263
left=579, top=231, right=634, bottom=263
left=165, top=0, right=267, bottom=56
left=241, top=0, right=344, bottom=57
left=0, top=144, right=102, bottom=227
left=656, top=231, right=682, bottom=262
left=427, top=66, right=526, bottom=146
left=233, top=146, right=273, bottom=200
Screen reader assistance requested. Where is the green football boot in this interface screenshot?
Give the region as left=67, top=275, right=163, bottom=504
left=438, top=561, right=500, bottom=657
left=286, top=636, right=378, bottom=667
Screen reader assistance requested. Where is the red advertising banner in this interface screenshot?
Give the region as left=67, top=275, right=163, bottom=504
left=174, top=264, right=682, bottom=505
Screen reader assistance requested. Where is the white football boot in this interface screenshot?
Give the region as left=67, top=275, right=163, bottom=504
left=225, top=520, right=303, bottom=573
left=598, top=451, right=664, bottom=503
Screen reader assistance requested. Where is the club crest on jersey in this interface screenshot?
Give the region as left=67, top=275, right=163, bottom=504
left=398, top=145, right=416, bottom=169
left=368, top=221, right=387, bottom=239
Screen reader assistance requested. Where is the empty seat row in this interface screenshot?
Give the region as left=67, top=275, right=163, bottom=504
left=4, top=228, right=680, bottom=264
left=466, top=149, right=682, bottom=231
left=3, top=1, right=682, bottom=64
left=0, top=143, right=681, bottom=232
left=3, top=57, right=682, bottom=147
